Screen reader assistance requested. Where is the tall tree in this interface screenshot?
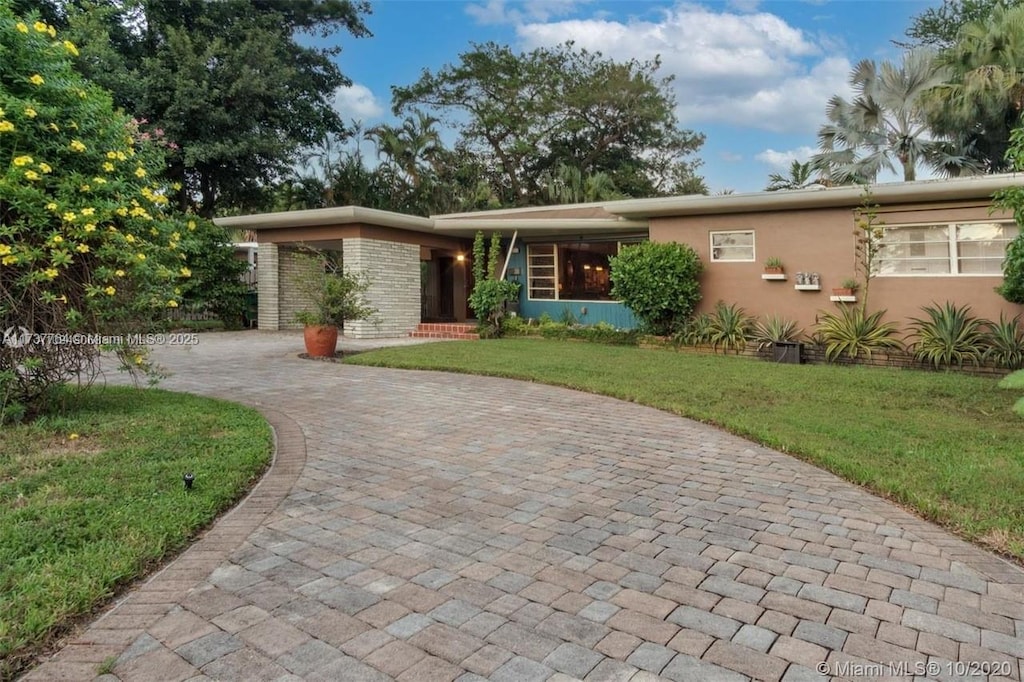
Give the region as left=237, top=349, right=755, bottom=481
left=927, top=3, right=1024, bottom=172
left=902, top=0, right=1014, bottom=49
left=366, top=112, right=444, bottom=189
left=811, top=50, right=981, bottom=182
left=765, top=160, right=820, bottom=191
left=58, top=0, right=371, bottom=217
left=391, top=42, right=705, bottom=206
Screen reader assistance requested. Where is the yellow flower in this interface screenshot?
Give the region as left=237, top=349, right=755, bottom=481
left=173, top=182, right=182, bottom=191
left=43, top=268, right=58, bottom=279
left=0, top=245, right=11, bottom=255
left=134, top=167, right=146, bottom=178
left=102, top=162, right=115, bottom=172
left=115, top=269, right=125, bottom=277
left=68, top=433, right=79, bottom=440
left=125, top=234, right=136, bottom=243
left=115, top=207, right=128, bottom=217
left=46, top=203, right=58, bottom=211
left=104, top=286, right=116, bottom=296
left=13, top=155, right=33, bottom=166
left=51, top=235, right=63, bottom=244
left=167, top=300, right=178, bottom=308
left=63, top=40, right=79, bottom=56
left=48, top=122, right=59, bottom=132
left=115, top=151, right=126, bottom=161
left=137, top=253, right=146, bottom=261
left=83, top=223, right=96, bottom=232
left=69, top=139, right=86, bottom=152
left=33, top=21, right=47, bottom=33
left=76, top=243, right=89, bottom=253
left=187, top=220, right=196, bottom=231
left=81, top=207, right=95, bottom=216
left=180, top=266, right=192, bottom=277
left=2, top=255, right=18, bottom=266
left=106, top=151, right=117, bottom=159
left=80, top=184, right=90, bottom=192
left=134, top=355, right=143, bottom=365
left=62, top=212, right=76, bottom=222
left=0, top=107, right=4, bottom=117
left=24, top=170, right=40, bottom=181
left=93, top=177, right=106, bottom=184
left=68, top=121, right=78, bottom=129
left=29, top=74, right=44, bottom=86
left=0, top=121, right=14, bottom=133
left=38, top=163, right=52, bottom=174
left=16, top=22, right=28, bottom=33
left=23, top=107, right=36, bottom=118
left=48, top=25, right=56, bottom=38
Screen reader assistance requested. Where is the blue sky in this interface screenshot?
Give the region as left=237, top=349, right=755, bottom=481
left=326, top=0, right=939, bottom=194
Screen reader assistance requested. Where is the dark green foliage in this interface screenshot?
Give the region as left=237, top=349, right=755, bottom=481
left=608, top=241, right=702, bottom=335
left=909, top=302, right=988, bottom=368
left=903, top=0, right=1011, bottom=48
left=816, top=307, right=903, bottom=362
left=984, top=313, right=1024, bottom=369
left=468, top=231, right=519, bottom=336
left=292, top=248, right=376, bottom=328
left=177, top=220, right=249, bottom=329
left=675, top=312, right=714, bottom=347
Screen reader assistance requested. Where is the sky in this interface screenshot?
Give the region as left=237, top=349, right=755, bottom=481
left=325, top=0, right=940, bottom=194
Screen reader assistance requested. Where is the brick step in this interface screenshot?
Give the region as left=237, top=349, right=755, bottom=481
left=414, top=323, right=478, bottom=334
left=409, top=331, right=480, bottom=340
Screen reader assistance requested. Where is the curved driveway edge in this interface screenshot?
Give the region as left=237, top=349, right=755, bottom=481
left=23, top=332, right=1024, bottom=681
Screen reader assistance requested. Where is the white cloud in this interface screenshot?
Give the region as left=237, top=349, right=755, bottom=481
left=332, top=84, right=384, bottom=121
left=466, top=0, right=588, bottom=25
left=755, top=145, right=817, bottom=169
left=516, top=5, right=852, bottom=134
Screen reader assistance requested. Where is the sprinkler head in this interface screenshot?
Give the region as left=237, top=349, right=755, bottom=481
left=183, top=472, right=195, bottom=490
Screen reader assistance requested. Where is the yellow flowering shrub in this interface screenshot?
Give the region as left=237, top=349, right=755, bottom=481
left=0, top=7, right=207, bottom=421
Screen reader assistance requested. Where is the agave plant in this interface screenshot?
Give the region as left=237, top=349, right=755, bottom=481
left=707, top=302, right=753, bottom=353
left=816, top=306, right=902, bottom=362
left=751, top=315, right=803, bottom=352
left=675, top=313, right=714, bottom=347
left=908, top=302, right=987, bottom=368
left=983, top=313, right=1024, bottom=370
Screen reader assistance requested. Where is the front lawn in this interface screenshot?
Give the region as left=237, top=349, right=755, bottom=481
left=348, top=338, right=1024, bottom=561
left=0, top=388, right=272, bottom=679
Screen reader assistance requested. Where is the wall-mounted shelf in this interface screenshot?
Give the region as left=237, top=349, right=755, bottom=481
left=829, top=295, right=857, bottom=303
left=794, top=284, right=820, bottom=291
left=761, top=273, right=786, bottom=281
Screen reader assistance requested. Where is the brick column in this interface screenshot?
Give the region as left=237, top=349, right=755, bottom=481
left=256, top=243, right=279, bottom=330
left=342, top=238, right=420, bottom=338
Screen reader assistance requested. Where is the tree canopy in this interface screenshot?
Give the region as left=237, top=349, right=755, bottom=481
left=902, top=0, right=1016, bottom=48
left=51, top=0, right=371, bottom=217
left=391, top=42, right=706, bottom=207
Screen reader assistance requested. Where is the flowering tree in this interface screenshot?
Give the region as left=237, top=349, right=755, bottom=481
left=0, top=8, right=195, bottom=421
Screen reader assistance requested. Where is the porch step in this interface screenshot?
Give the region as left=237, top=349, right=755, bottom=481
left=410, top=323, right=480, bottom=340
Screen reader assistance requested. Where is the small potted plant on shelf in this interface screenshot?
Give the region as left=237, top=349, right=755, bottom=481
left=293, top=247, right=377, bottom=358
left=832, top=278, right=860, bottom=297
left=764, top=257, right=784, bottom=275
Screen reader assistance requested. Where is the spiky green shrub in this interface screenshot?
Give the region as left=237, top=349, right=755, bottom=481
left=816, top=306, right=902, bottom=362
left=908, top=302, right=987, bottom=369
left=751, top=314, right=803, bottom=352
left=674, top=312, right=713, bottom=347
left=707, top=302, right=753, bottom=353
left=983, top=313, right=1024, bottom=370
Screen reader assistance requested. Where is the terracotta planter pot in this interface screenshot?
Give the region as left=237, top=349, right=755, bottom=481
left=832, top=287, right=856, bottom=297
left=303, top=325, right=338, bottom=357
left=764, top=267, right=784, bottom=275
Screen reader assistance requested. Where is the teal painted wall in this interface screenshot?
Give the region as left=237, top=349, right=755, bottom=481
left=504, top=242, right=639, bottom=329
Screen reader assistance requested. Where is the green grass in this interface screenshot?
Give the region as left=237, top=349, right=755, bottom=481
left=348, top=338, right=1024, bottom=561
left=0, top=387, right=272, bottom=679
left=999, top=368, right=1024, bottom=390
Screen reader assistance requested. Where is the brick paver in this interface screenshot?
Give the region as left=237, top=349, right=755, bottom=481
left=24, top=332, right=1024, bottom=681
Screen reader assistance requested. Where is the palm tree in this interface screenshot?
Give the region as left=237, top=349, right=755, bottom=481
left=366, top=112, right=444, bottom=188
left=765, top=160, right=820, bottom=191
left=927, top=4, right=1024, bottom=173
left=811, top=49, right=981, bottom=182
left=539, top=163, right=623, bottom=204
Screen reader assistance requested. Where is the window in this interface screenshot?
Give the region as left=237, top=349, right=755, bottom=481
left=710, top=231, right=755, bottom=262
left=877, top=221, right=1018, bottom=276
left=527, top=241, right=636, bottom=301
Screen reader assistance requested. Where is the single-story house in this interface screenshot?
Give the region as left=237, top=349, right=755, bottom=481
left=215, top=174, right=1024, bottom=338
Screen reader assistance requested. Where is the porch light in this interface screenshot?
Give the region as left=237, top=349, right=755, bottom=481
left=583, top=264, right=591, bottom=270
left=456, top=254, right=465, bottom=262
left=595, top=266, right=604, bottom=271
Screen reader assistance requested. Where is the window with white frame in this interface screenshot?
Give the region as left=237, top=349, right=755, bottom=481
left=710, top=231, right=755, bottom=262
left=877, top=221, right=1018, bottom=276
left=526, top=240, right=641, bottom=301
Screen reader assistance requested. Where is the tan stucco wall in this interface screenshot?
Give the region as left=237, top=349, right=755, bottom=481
left=650, top=201, right=1024, bottom=332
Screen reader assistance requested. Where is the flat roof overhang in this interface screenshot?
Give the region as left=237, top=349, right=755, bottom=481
left=608, top=173, right=1024, bottom=218
left=215, top=206, right=437, bottom=234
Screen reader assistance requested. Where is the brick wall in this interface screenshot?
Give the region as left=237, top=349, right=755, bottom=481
left=343, top=238, right=420, bottom=338
left=256, top=243, right=279, bottom=330
left=279, top=247, right=322, bottom=330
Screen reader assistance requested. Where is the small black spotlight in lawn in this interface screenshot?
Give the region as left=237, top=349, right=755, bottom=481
left=183, top=472, right=195, bottom=490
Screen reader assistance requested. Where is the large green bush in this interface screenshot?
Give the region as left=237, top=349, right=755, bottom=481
left=0, top=9, right=196, bottom=420
left=608, top=241, right=702, bottom=335
left=995, top=127, right=1024, bottom=304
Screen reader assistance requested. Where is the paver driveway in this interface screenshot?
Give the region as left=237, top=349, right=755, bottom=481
left=26, top=333, right=1024, bottom=681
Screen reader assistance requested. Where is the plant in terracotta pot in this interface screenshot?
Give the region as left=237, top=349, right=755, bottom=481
left=763, top=256, right=784, bottom=275
left=832, top=278, right=860, bottom=297
left=293, top=249, right=377, bottom=358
